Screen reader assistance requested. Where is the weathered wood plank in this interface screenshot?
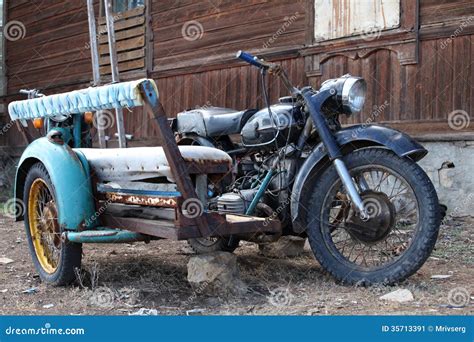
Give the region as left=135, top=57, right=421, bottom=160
left=100, top=59, right=145, bottom=74
left=99, top=36, right=145, bottom=54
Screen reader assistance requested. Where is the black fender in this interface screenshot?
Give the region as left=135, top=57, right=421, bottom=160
left=290, top=124, right=427, bottom=233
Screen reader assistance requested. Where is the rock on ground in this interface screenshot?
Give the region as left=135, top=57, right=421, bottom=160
left=187, top=252, right=247, bottom=295
left=379, top=289, right=414, bottom=303
left=259, top=236, right=306, bottom=258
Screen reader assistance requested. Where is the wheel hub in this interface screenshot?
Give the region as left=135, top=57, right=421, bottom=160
left=346, top=191, right=396, bottom=243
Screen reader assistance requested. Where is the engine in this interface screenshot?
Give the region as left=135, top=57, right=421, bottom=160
left=216, top=189, right=257, bottom=215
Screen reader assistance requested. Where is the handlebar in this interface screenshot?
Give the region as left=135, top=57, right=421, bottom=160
left=236, top=50, right=299, bottom=96
left=236, top=50, right=269, bottom=69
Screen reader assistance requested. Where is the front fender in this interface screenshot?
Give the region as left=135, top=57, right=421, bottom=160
left=14, top=137, right=96, bottom=231
left=290, top=125, right=427, bottom=233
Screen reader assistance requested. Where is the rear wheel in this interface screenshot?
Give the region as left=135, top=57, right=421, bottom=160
left=306, top=148, right=440, bottom=285
left=24, top=163, right=82, bottom=285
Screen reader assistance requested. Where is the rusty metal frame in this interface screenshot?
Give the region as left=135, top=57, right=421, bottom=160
left=138, top=80, right=212, bottom=237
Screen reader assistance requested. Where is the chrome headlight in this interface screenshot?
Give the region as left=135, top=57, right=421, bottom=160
left=341, top=76, right=367, bottom=114
left=320, top=75, right=367, bottom=115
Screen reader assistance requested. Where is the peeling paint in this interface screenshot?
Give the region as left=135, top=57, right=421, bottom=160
left=105, top=193, right=178, bottom=207
left=314, top=0, right=400, bottom=41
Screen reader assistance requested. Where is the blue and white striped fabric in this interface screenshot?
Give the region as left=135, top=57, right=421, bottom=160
left=8, top=79, right=158, bottom=121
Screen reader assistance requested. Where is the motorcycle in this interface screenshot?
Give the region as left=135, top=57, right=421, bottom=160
left=173, top=51, right=441, bottom=285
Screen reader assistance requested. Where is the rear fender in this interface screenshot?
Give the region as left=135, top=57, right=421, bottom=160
left=14, top=137, right=96, bottom=231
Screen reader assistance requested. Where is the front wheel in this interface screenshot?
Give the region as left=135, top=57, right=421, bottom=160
left=306, top=148, right=440, bottom=285
left=24, top=163, right=82, bottom=286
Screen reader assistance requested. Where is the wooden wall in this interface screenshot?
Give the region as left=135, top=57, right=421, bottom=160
left=1, top=0, right=473, bottom=148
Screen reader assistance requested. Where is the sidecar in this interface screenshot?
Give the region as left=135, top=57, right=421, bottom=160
left=8, top=79, right=280, bottom=285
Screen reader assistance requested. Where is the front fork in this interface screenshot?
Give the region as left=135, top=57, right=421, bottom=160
left=302, top=90, right=369, bottom=220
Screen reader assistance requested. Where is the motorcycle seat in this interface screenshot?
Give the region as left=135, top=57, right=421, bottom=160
left=74, top=146, right=232, bottom=183
left=176, top=107, right=257, bottom=137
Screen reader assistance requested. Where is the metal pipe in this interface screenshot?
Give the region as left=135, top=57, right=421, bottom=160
left=63, top=229, right=150, bottom=244
left=104, top=0, right=127, bottom=148
left=246, top=169, right=274, bottom=215
left=86, top=0, right=107, bottom=149
left=72, top=114, right=82, bottom=148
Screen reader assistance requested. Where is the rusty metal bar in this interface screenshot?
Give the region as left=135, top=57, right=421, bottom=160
left=139, top=80, right=211, bottom=237
left=99, top=192, right=179, bottom=208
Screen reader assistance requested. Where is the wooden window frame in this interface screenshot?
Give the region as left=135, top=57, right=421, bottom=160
left=98, top=0, right=153, bottom=79
left=303, top=0, right=419, bottom=77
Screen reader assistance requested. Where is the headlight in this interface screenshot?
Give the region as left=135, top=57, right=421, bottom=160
left=341, top=76, right=367, bottom=114
left=320, top=75, right=367, bottom=115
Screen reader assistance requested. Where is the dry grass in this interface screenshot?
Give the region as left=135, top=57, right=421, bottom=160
left=0, top=216, right=472, bottom=316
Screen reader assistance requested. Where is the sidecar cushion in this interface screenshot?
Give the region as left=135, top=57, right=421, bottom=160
left=8, top=79, right=158, bottom=121
left=74, top=146, right=232, bottom=182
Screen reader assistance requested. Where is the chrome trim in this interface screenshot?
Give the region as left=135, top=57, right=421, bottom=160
left=333, top=158, right=368, bottom=220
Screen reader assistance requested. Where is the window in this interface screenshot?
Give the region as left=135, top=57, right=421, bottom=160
left=113, top=0, right=145, bottom=13
left=313, top=0, right=400, bottom=41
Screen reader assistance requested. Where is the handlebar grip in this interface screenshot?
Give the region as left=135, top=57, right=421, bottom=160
left=236, top=50, right=266, bottom=69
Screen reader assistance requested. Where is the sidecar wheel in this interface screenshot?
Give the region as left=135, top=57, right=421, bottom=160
left=187, top=237, right=239, bottom=254
left=306, top=148, right=440, bottom=285
left=23, top=163, right=82, bottom=286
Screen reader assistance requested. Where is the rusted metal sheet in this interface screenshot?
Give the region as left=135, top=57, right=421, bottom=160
left=313, top=0, right=400, bottom=41
left=102, top=192, right=178, bottom=207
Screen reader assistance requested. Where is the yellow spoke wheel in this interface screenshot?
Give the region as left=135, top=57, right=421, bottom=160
left=28, top=178, right=61, bottom=274
left=24, top=163, right=82, bottom=286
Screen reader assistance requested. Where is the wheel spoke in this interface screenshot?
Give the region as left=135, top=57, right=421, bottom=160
left=323, top=164, right=419, bottom=271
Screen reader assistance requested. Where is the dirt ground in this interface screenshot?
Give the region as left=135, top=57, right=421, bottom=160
left=0, top=215, right=472, bottom=316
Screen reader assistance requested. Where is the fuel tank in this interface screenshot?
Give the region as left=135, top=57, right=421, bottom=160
left=240, top=102, right=304, bottom=148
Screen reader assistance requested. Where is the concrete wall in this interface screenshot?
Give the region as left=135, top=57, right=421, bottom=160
left=418, top=140, right=474, bottom=218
